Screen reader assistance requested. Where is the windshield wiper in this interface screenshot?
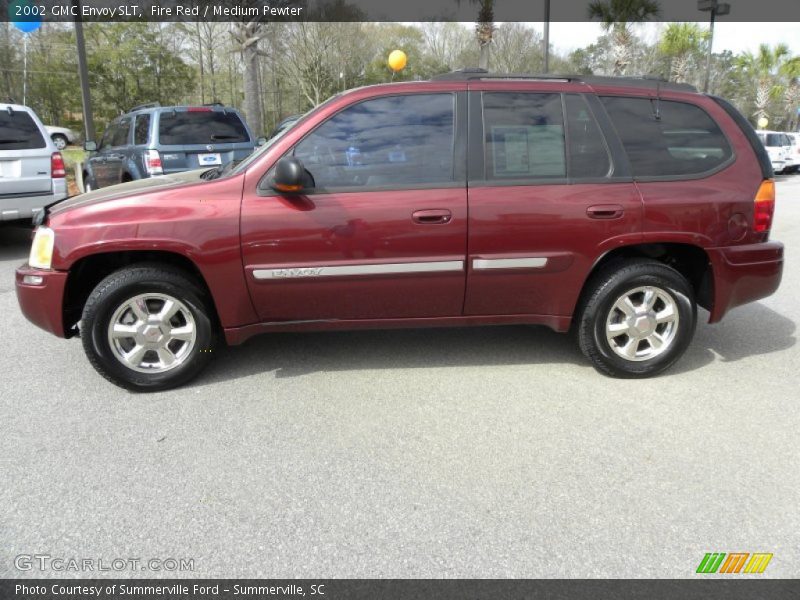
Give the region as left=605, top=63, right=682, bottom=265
left=201, top=159, right=240, bottom=181
left=200, top=166, right=222, bottom=180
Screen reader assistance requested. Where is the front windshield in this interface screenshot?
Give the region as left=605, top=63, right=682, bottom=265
left=229, top=94, right=342, bottom=177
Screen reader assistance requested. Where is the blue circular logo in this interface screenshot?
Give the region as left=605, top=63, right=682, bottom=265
left=9, top=0, right=43, bottom=33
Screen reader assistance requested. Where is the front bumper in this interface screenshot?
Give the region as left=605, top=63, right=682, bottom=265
left=707, top=241, right=784, bottom=323
left=15, top=265, right=69, bottom=337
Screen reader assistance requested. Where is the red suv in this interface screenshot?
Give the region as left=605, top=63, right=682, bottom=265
left=16, top=69, right=783, bottom=391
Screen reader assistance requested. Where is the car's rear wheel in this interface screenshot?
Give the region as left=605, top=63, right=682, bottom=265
left=51, top=134, right=68, bottom=150
left=81, top=265, right=216, bottom=391
left=577, top=260, right=696, bottom=378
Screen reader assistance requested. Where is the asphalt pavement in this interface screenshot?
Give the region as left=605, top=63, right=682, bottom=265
left=1, top=177, right=799, bottom=578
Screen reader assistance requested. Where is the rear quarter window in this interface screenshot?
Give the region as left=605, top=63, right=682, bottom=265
left=0, top=110, right=46, bottom=150
left=601, top=96, right=732, bottom=178
left=158, top=111, right=250, bottom=145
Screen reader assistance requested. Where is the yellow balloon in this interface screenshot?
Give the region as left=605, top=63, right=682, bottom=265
left=757, top=116, right=769, bottom=129
left=388, top=50, right=407, bottom=72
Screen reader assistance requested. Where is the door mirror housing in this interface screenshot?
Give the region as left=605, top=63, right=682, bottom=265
left=256, top=136, right=267, bottom=146
left=270, top=156, right=311, bottom=193
left=84, top=140, right=97, bottom=152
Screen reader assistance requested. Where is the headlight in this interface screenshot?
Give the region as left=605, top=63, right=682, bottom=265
left=29, top=226, right=55, bottom=269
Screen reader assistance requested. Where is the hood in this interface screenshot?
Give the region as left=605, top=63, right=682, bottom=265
left=49, top=169, right=208, bottom=217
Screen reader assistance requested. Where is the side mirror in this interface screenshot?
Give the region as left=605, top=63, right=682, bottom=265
left=270, top=156, right=310, bottom=193
left=256, top=136, right=267, bottom=146
left=84, top=140, right=97, bottom=152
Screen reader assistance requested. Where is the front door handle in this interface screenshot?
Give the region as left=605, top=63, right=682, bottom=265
left=587, top=204, right=624, bottom=219
left=412, top=209, right=452, bottom=224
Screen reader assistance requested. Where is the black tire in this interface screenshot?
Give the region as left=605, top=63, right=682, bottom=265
left=577, top=259, right=696, bottom=378
left=51, top=134, right=68, bottom=150
left=81, top=265, right=217, bottom=392
left=83, top=172, right=96, bottom=192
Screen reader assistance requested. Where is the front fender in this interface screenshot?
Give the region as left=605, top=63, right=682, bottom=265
left=46, top=174, right=258, bottom=328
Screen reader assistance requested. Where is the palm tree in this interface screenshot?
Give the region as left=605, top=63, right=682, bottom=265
left=779, top=56, right=800, bottom=131
left=587, top=0, right=660, bottom=76
left=735, top=44, right=791, bottom=124
left=658, top=23, right=708, bottom=84
left=457, top=0, right=495, bottom=70
left=474, top=0, right=495, bottom=70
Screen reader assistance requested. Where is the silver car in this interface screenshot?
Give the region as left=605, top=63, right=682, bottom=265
left=45, top=125, right=80, bottom=150
left=1, top=103, right=68, bottom=221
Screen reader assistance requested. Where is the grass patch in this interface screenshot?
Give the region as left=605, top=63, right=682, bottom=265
left=62, top=147, right=87, bottom=169
left=60, top=147, right=87, bottom=195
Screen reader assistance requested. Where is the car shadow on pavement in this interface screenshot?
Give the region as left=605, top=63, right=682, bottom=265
left=196, top=324, right=585, bottom=385
left=192, top=302, right=795, bottom=387
left=672, top=302, right=796, bottom=374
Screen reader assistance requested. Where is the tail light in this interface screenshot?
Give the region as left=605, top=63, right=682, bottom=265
left=145, top=149, right=163, bottom=176
left=51, top=152, right=66, bottom=178
left=754, top=179, right=775, bottom=233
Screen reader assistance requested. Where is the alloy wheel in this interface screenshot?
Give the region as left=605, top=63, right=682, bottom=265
left=605, top=285, right=679, bottom=362
left=106, top=293, right=197, bottom=373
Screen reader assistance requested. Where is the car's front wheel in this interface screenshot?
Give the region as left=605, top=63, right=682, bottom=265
left=577, top=259, right=696, bottom=378
left=81, top=265, right=217, bottom=391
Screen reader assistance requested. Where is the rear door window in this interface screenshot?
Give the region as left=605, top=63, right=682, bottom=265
left=601, top=96, right=732, bottom=178
left=0, top=110, right=46, bottom=150
left=158, top=111, right=250, bottom=145
left=482, top=92, right=566, bottom=180
left=98, top=122, right=116, bottom=150
left=110, top=118, right=131, bottom=147
left=134, top=114, right=151, bottom=145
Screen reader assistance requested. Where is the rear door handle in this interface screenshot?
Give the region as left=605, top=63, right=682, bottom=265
left=587, top=204, right=624, bottom=219
left=412, top=209, right=452, bottom=224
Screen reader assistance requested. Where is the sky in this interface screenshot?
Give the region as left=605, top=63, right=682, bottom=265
left=541, top=22, right=800, bottom=56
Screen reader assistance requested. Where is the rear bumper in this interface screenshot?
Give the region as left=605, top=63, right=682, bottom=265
left=707, top=241, right=784, bottom=323
left=15, top=265, right=69, bottom=338
left=0, top=184, right=67, bottom=221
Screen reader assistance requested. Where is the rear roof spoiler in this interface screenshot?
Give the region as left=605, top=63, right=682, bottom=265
left=710, top=95, right=774, bottom=179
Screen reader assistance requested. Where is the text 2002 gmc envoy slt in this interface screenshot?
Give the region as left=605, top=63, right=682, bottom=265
left=16, top=69, right=783, bottom=391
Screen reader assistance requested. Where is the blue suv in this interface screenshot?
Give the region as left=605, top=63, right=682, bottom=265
left=82, top=103, right=259, bottom=190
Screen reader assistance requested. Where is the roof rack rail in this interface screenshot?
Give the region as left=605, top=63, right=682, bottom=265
left=430, top=68, right=697, bottom=92
left=431, top=68, right=575, bottom=82
left=579, top=75, right=697, bottom=92
left=129, top=102, right=161, bottom=112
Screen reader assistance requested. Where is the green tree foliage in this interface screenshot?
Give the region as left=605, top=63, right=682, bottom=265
left=85, top=23, right=194, bottom=124
left=3, top=22, right=798, bottom=136
left=735, top=43, right=792, bottom=125
left=588, top=0, right=660, bottom=75
left=658, top=23, right=708, bottom=83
